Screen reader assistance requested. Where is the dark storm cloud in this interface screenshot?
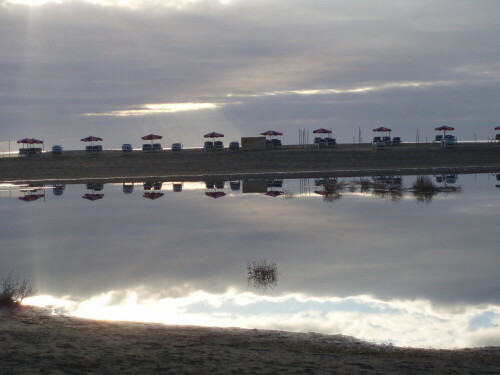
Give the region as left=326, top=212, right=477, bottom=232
left=1, top=0, right=499, bottom=147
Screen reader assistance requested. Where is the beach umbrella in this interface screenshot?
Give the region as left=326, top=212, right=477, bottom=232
left=434, top=126, right=454, bottom=136
left=143, top=192, right=164, bottom=200
left=81, top=136, right=103, bottom=146
left=373, top=127, right=392, bottom=135
left=203, top=132, right=224, bottom=139
left=260, top=130, right=283, bottom=138
left=205, top=192, right=226, bottom=199
left=19, top=194, right=44, bottom=202
left=17, top=138, right=43, bottom=144
left=17, top=138, right=43, bottom=148
left=265, top=190, right=284, bottom=197
left=141, top=134, right=163, bottom=144
left=313, top=128, right=332, bottom=134
left=82, top=193, right=104, bottom=201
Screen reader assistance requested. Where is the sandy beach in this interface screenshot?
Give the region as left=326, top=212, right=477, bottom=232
left=1, top=143, right=499, bottom=184
left=1, top=307, right=498, bottom=375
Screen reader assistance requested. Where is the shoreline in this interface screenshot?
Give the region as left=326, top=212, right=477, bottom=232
left=1, top=307, right=499, bottom=374
left=1, top=165, right=498, bottom=186
left=1, top=143, right=499, bottom=184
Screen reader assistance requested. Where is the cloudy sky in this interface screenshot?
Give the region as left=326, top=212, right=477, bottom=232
left=1, top=0, right=499, bottom=149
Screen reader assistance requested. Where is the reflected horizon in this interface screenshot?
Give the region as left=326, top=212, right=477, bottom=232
left=1, top=172, right=499, bottom=348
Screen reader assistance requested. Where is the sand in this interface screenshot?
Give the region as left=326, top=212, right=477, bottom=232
left=1, top=307, right=498, bottom=375
left=1, top=143, right=499, bottom=184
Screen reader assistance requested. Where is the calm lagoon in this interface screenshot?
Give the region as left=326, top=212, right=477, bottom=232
left=1, top=173, right=499, bottom=348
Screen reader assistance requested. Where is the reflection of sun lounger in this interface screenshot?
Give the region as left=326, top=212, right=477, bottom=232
left=53, top=184, right=65, bottom=196
left=266, top=179, right=283, bottom=188
left=123, top=183, right=134, bottom=194
left=143, top=182, right=153, bottom=190
left=86, top=183, right=103, bottom=191
left=230, top=181, right=241, bottom=191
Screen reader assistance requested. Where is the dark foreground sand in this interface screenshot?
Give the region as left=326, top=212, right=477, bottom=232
left=1, top=143, right=500, bottom=184
left=1, top=308, right=498, bottom=375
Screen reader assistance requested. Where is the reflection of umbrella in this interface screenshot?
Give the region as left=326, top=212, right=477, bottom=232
left=313, top=128, right=332, bottom=134
left=495, top=126, right=500, bottom=130
left=143, top=192, right=164, bottom=200
left=81, top=136, right=103, bottom=146
left=19, top=194, right=45, bottom=202
left=373, top=127, right=392, bottom=135
left=203, top=132, right=224, bottom=139
left=82, top=193, right=104, bottom=201
left=435, top=126, right=454, bottom=136
left=260, top=130, right=283, bottom=137
left=205, top=192, right=225, bottom=199
left=265, top=190, right=284, bottom=197
left=141, top=134, right=163, bottom=144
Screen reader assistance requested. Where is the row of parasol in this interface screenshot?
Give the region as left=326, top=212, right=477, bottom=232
left=18, top=126, right=500, bottom=150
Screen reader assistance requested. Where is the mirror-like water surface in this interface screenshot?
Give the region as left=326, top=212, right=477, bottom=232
left=1, top=173, right=499, bottom=348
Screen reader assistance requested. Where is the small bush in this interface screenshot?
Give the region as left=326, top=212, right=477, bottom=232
left=247, top=259, right=279, bottom=290
left=0, top=273, right=36, bottom=309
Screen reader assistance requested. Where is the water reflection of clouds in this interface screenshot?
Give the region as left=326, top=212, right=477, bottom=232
left=26, top=290, right=500, bottom=349
left=1, top=174, right=499, bottom=347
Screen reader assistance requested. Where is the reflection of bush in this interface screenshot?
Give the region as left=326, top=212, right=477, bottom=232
left=322, top=181, right=348, bottom=202
left=359, top=179, right=372, bottom=193
left=410, top=176, right=461, bottom=203
left=283, top=190, right=295, bottom=200
left=247, top=259, right=278, bottom=290
left=347, top=176, right=462, bottom=203
left=0, top=273, right=36, bottom=309
left=371, top=183, right=404, bottom=202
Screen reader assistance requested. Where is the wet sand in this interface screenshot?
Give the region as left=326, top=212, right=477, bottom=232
left=1, top=143, right=499, bottom=184
left=1, top=307, right=498, bottom=375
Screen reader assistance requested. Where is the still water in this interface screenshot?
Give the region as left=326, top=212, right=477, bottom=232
left=1, top=173, right=499, bottom=348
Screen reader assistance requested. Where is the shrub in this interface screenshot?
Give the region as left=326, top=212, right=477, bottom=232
left=0, top=273, right=36, bottom=309
left=247, top=259, right=279, bottom=290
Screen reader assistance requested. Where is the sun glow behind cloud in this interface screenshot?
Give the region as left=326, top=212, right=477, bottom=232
left=25, top=289, right=500, bottom=349
left=226, top=81, right=454, bottom=98
left=83, top=102, right=223, bottom=116
left=81, top=80, right=449, bottom=118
